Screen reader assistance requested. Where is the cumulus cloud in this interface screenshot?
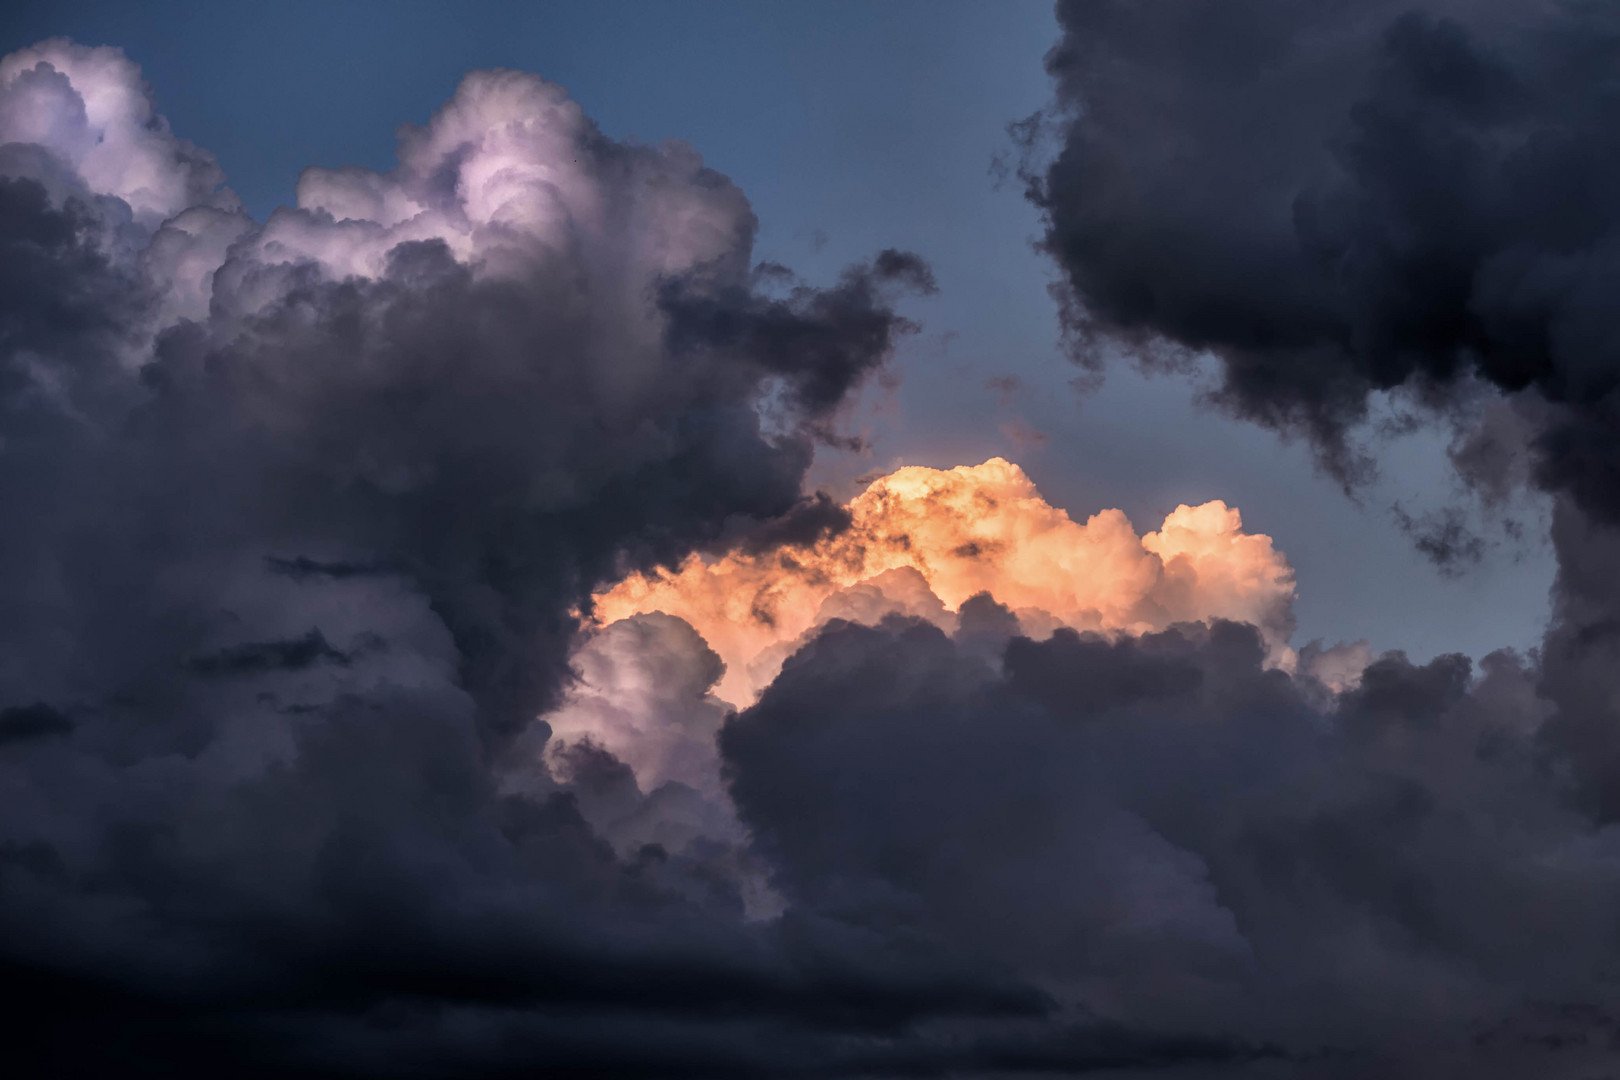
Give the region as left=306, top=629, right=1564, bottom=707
left=594, top=457, right=1297, bottom=705
left=0, top=40, right=236, bottom=223
left=543, top=613, right=732, bottom=796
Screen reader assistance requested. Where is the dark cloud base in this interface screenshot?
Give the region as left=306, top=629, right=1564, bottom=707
left=11, top=609, right=1620, bottom=1076
left=727, top=614, right=1620, bottom=1078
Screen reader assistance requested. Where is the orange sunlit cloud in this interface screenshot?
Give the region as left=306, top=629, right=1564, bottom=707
left=590, top=458, right=1297, bottom=707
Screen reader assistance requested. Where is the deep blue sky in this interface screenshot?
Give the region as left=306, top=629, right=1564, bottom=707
left=1, top=0, right=1554, bottom=661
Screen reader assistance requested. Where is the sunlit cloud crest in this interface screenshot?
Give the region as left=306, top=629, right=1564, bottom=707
left=591, top=457, right=1297, bottom=707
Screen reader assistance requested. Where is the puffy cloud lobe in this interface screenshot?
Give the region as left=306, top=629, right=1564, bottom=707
left=277, top=68, right=755, bottom=290
left=529, top=613, right=775, bottom=915
left=594, top=457, right=1297, bottom=705
left=0, top=39, right=236, bottom=225
left=543, top=612, right=730, bottom=797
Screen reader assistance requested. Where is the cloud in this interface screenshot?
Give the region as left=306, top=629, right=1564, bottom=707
left=540, top=457, right=1298, bottom=916
left=0, top=40, right=236, bottom=224
left=0, top=38, right=975, bottom=1077
left=6, top=17, right=1620, bottom=1078
left=0, top=36, right=931, bottom=735
left=593, top=457, right=1298, bottom=705
left=724, top=614, right=1620, bottom=1076
left=1023, top=2, right=1620, bottom=830
left=1025, top=2, right=1620, bottom=506
left=542, top=613, right=729, bottom=797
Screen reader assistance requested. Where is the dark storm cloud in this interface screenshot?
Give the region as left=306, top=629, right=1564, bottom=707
left=979, top=5, right=1620, bottom=1069
left=1027, top=0, right=1620, bottom=508
left=662, top=247, right=937, bottom=425
left=131, top=227, right=925, bottom=738
left=725, top=614, right=1620, bottom=1076
left=0, top=40, right=979, bottom=1078
left=10, top=11, right=1620, bottom=1078
left=1025, top=3, right=1620, bottom=814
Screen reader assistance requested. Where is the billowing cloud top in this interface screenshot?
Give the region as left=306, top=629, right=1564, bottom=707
left=0, top=40, right=236, bottom=223
left=0, top=36, right=930, bottom=734
left=593, top=457, right=1296, bottom=705
left=282, top=68, right=753, bottom=289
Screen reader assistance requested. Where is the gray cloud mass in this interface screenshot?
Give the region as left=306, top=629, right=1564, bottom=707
left=6, top=10, right=1620, bottom=1076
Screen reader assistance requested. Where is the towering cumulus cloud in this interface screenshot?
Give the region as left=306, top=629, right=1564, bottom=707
left=7, top=18, right=1620, bottom=1078
left=0, top=38, right=933, bottom=735
left=0, top=38, right=947, bottom=1076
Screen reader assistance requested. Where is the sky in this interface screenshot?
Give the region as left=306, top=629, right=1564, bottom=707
left=1, top=0, right=1556, bottom=663
left=5, top=2, right=1620, bottom=1077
